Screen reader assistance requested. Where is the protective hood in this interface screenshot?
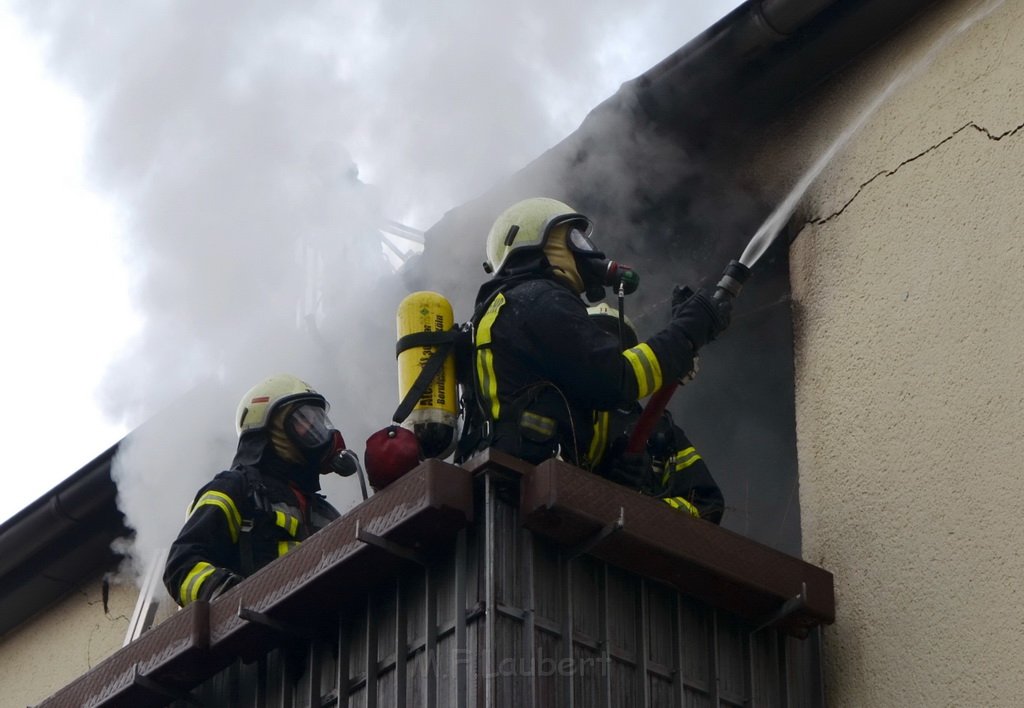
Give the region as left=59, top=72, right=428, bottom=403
left=542, top=224, right=585, bottom=294
left=231, top=431, right=323, bottom=493
left=232, top=431, right=270, bottom=467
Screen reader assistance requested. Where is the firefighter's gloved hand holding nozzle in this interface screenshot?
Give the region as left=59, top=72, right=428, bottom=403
left=670, top=285, right=731, bottom=351
left=670, top=259, right=750, bottom=351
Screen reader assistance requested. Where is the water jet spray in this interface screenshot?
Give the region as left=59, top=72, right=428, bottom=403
left=739, top=0, right=1005, bottom=271
left=625, top=0, right=1003, bottom=455
left=626, top=259, right=750, bottom=454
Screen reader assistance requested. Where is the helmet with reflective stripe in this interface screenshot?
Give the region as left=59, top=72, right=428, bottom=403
left=235, top=374, right=328, bottom=437
left=484, top=197, right=594, bottom=275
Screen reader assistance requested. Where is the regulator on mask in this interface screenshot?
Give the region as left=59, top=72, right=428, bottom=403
left=567, top=227, right=641, bottom=302
left=284, top=403, right=359, bottom=477
left=579, top=258, right=640, bottom=301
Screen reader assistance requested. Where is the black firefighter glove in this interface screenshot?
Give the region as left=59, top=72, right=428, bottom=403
left=604, top=451, right=651, bottom=491
left=207, top=571, right=244, bottom=602
left=671, top=285, right=732, bottom=351
left=331, top=448, right=361, bottom=477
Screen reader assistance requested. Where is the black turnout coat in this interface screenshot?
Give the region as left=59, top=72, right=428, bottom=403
left=466, top=274, right=699, bottom=466
left=592, top=404, right=725, bottom=523
left=164, top=453, right=339, bottom=607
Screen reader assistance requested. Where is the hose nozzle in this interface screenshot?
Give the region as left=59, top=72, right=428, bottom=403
left=714, top=259, right=751, bottom=301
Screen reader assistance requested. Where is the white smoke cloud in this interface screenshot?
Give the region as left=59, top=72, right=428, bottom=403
left=11, top=0, right=741, bottom=585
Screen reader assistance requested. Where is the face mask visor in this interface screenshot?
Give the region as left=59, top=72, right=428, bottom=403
left=565, top=226, right=604, bottom=260
left=285, top=403, right=335, bottom=450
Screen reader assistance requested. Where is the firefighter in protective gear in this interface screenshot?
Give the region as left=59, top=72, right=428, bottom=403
left=586, top=304, right=724, bottom=523
left=457, top=197, right=731, bottom=466
left=163, top=374, right=352, bottom=607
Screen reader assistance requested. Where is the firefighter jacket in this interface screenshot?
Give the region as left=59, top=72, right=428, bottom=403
left=163, top=454, right=340, bottom=607
left=591, top=405, right=725, bottom=524
left=466, top=274, right=699, bottom=466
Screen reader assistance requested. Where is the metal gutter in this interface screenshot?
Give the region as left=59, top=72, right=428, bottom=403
left=0, top=443, right=128, bottom=638
left=604, top=0, right=943, bottom=146
left=0, top=444, right=119, bottom=574
left=567, top=0, right=946, bottom=173
left=575, top=0, right=843, bottom=145
left=761, top=0, right=839, bottom=35
left=638, top=0, right=840, bottom=85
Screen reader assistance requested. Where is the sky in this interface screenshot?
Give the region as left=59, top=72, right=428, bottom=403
left=0, top=1, right=744, bottom=580
left=0, top=10, right=137, bottom=520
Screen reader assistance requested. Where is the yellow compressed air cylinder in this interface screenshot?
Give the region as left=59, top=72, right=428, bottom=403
left=396, top=291, right=457, bottom=458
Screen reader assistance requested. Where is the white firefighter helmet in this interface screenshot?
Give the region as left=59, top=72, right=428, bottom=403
left=235, top=374, right=328, bottom=437
left=484, top=197, right=597, bottom=275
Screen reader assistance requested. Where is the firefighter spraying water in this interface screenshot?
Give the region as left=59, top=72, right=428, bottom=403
left=366, top=198, right=737, bottom=513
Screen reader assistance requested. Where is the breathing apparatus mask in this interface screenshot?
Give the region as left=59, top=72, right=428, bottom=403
left=283, top=403, right=359, bottom=477
left=566, top=226, right=641, bottom=303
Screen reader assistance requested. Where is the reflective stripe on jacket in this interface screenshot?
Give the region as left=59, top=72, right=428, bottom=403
left=468, top=276, right=696, bottom=466
left=163, top=462, right=340, bottom=606
left=592, top=405, right=725, bottom=524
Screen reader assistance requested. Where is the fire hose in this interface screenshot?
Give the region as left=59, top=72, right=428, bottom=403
left=625, top=259, right=751, bottom=454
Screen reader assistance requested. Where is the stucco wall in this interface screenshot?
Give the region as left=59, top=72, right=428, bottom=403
left=0, top=575, right=136, bottom=707
left=767, top=0, right=1024, bottom=705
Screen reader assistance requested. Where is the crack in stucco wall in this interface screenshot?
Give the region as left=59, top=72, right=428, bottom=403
left=69, top=579, right=131, bottom=667
left=806, top=119, right=1024, bottom=227
left=87, top=612, right=130, bottom=668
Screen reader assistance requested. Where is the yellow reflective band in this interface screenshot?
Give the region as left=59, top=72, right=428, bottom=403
left=662, top=446, right=703, bottom=485
left=622, top=343, right=663, bottom=398
left=673, top=448, right=702, bottom=471
left=190, top=491, right=242, bottom=543
left=588, top=411, right=610, bottom=467
left=274, top=510, right=299, bottom=537
left=475, top=293, right=506, bottom=420
left=663, top=497, right=700, bottom=518
left=278, top=540, right=301, bottom=558
left=520, top=411, right=556, bottom=438
left=180, top=561, right=216, bottom=607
